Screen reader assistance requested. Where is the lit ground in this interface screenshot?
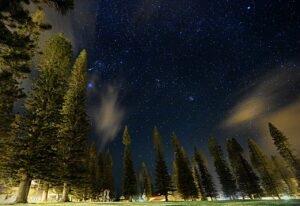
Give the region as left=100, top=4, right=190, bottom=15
left=2, top=200, right=300, bottom=206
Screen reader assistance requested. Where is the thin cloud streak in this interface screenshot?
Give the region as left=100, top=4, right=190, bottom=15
left=221, top=68, right=300, bottom=128
left=94, top=85, right=125, bottom=148
left=219, top=65, right=300, bottom=154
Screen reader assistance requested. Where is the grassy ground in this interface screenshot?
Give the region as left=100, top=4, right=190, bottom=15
left=1, top=200, right=300, bottom=206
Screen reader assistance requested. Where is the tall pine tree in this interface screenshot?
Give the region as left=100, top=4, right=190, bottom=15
left=140, top=162, right=152, bottom=198
left=271, top=155, right=298, bottom=195
left=194, top=147, right=217, bottom=200
left=208, top=137, right=237, bottom=198
left=96, top=151, right=104, bottom=194
left=268, top=123, right=300, bottom=182
left=103, top=150, right=114, bottom=199
left=33, top=33, right=73, bottom=199
left=57, top=49, right=89, bottom=202
left=122, top=126, right=137, bottom=201
left=172, top=133, right=198, bottom=200
left=192, top=161, right=206, bottom=200
left=10, top=34, right=72, bottom=203
left=87, top=142, right=98, bottom=200
left=227, top=138, right=262, bottom=199
left=0, top=75, right=22, bottom=180
left=248, top=138, right=282, bottom=199
left=0, top=1, right=73, bottom=180
left=153, top=127, right=173, bottom=201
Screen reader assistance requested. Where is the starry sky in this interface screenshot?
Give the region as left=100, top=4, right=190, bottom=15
left=44, top=0, right=300, bottom=194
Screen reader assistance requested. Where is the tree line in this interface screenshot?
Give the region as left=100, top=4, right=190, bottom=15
left=120, top=123, right=300, bottom=202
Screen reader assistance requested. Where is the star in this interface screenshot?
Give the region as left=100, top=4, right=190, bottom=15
left=88, top=82, right=93, bottom=89
left=188, top=96, right=195, bottom=101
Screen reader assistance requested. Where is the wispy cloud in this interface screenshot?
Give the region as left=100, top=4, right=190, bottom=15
left=221, top=68, right=300, bottom=128
left=258, top=100, right=300, bottom=154
left=219, top=65, right=300, bottom=153
left=94, top=84, right=125, bottom=147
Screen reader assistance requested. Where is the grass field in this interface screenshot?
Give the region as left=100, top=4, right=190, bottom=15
left=1, top=200, right=300, bottom=206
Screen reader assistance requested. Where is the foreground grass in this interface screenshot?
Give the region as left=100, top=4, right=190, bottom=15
left=2, top=200, right=300, bottom=206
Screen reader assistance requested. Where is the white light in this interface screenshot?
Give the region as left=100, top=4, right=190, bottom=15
left=137, top=196, right=144, bottom=202
left=218, top=197, right=230, bottom=200
left=283, top=195, right=290, bottom=200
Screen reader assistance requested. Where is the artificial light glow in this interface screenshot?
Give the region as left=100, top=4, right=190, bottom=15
left=136, top=196, right=144, bottom=202
left=283, top=195, right=290, bottom=200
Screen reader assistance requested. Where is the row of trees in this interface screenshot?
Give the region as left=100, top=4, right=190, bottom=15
left=121, top=123, right=300, bottom=201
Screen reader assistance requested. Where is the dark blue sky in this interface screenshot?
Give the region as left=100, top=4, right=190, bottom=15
left=47, top=0, right=300, bottom=195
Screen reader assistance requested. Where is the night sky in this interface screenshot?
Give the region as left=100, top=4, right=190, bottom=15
left=45, top=0, right=300, bottom=194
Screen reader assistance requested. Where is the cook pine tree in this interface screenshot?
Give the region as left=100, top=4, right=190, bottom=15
left=122, top=126, right=137, bottom=201
left=268, top=123, right=300, bottom=183
left=194, top=147, right=217, bottom=200
left=57, top=49, right=89, bottom=202
left=172, top=133, right=198, bottom=200
left=0, top=0, right=72, bottom=126
left=140, top=162, right=152, bottom=198
left=172, top=160, right=179, bottom=196
left=192, top=161, right=206, bottom=200
left=103, top=150, right=115, bottom=199
left=96, top=151, right=104, bottom=194
left=271, top=155, right=298, bottom=195
left=88, top=142, right=98, bottom=200
left=0, top=0, right=73, bottom=180
left=227, top=138, right=262, bottom=199
left=35, top=34, right=73, bottom=201
left=208, top=137, right=237, bottom=198
left=10, top=34, right=72, bottom=203
left=153, top=127, right=173, bottom=201
left=248, top=138, right=282, bottom=199
left=0, top=9, right=49, bottom=186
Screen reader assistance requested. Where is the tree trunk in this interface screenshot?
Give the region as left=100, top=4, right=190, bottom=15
left=61, top=182, right=69, bottom=202
left=165, top=194, right=168, bottom=202
left=15, top=173, right=31, bottom=203
left=41, top=183, right=49, bottom=202
left=276, top=193, right=281, bottom=200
